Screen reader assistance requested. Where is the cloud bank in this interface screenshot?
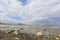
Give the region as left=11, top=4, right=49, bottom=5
left=0, top=0, right=60, bottom=24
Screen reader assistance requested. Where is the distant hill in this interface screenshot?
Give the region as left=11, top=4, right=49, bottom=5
left=0, top=22, right=12, bottom=25
left=0, top=22, right=6, bottom=24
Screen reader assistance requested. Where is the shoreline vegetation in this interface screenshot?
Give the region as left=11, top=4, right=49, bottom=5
left=0, top=22, right=60, bottom=40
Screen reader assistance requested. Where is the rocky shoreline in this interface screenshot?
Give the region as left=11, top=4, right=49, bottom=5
left=0, top=24, right=60, bottom=40
left=0, top=26, right=60, bottom=40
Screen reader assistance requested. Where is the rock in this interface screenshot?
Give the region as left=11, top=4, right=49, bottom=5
left=58, top=34, right=60, bottom=37
left=0, top=25, right=60, bottom=40
left=36, top=32, right=43, bottom=36
left=55, top=37, right=59, bottom=40
left=13, top=30, right=18, bottom=35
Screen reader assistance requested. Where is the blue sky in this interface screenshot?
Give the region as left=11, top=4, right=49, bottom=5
left=17, top=0, right=28, bottom=5
left=0, top=0, right=60, bottom=25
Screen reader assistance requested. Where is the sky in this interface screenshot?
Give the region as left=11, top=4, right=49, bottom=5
left=0, top=0, right=60, bottom=25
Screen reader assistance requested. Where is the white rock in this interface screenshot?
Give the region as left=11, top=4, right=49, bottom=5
left=14, top=30, right=18, bottom=34
left=36, top=32, right=43, bottom=36
left=16, top=38, right=19, bottom=40
left=58, top=34, right=60, bottom=37
left=55, top=37, right=59, bottom=40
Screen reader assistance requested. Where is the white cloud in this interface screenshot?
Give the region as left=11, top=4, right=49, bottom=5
left=0, top=0, right=60, bottom=24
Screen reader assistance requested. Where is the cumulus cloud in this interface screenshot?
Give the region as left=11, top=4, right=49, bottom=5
left=0, top=0, right=60, bottom=24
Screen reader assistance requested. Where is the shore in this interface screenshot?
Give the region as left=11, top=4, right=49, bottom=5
left=0, top=24, right=60, bottom=40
